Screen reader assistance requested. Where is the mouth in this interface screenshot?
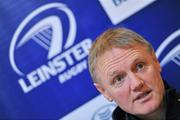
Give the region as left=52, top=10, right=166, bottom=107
left=134, top=90, right=152, bottom=102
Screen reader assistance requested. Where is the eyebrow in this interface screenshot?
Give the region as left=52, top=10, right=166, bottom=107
left=108, top=57, right=144, bottom=77
left=133, top=57, right=146, bottom=64
left=108, top=70, right=124, bottom=80
left=133, top=57, right=142, bottom=63
left=108, top=70, right=118, bottom=77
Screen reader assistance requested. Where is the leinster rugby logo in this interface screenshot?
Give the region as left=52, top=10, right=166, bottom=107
left=9, top=3, right=92, bottom=93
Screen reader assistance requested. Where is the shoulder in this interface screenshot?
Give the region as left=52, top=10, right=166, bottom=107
left=112, top=106, right=126, bottom=120
left=172, top=89, right=180, bottom=99
left=175, top=91, right=180, bottom=117
left=175, top=90, right=180, bottom=103
left=166, top=89, right=180, bottom=119
left=177, top=91, right=180, bottom=97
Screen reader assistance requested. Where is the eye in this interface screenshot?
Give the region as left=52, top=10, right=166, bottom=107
left=115, top=75, right=123, bottom=82
left=136, top=62, right=145, bottom=71
left=112, top=75, right=125, bottom=87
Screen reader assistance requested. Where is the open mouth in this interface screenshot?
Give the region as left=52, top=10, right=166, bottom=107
left=134, top=90, right=152, bottom=102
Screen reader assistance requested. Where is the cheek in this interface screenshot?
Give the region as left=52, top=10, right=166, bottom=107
left=112, top=87, right=131, bottom=106
left=145, top=69, right=164, bottom=94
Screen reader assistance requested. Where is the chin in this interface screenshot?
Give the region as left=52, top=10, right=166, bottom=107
left=134, top=100, right=162, bottom=116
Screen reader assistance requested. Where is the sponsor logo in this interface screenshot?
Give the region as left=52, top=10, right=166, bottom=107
left=156, top=29, right=180, bottom=67
left=92, top=104, right=116, bottom=120
left=9, top=3, right=92, bottom=93
left=99, top=0, right=155, bottom=25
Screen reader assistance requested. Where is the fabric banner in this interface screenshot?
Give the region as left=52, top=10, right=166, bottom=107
left=0, top=0, right=179, bottom=119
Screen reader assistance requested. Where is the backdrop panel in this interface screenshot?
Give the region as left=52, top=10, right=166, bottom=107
left=0, top=0, right=179, bottom=119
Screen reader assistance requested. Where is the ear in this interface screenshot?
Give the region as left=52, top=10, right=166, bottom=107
left=94, top=83, right=113, bottom=102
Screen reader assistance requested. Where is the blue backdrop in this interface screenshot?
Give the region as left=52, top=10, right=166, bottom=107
left=0, top=0, right=179, bottom=119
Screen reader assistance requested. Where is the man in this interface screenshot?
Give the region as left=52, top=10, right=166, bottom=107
left=88, top=28, right=180, bottom=120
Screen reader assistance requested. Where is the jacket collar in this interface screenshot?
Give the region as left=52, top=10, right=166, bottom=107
left=165, top=88, right=180, bottom=119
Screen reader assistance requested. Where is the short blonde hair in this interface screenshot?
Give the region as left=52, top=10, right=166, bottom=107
left=88, top=28, right=153, bottom=83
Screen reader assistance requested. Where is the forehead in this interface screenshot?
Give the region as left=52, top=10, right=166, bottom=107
left=96, top=46, right=151, bottom=79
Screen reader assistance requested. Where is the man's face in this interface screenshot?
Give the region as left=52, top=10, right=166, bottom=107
left=95, top=45, right=165, bottom=116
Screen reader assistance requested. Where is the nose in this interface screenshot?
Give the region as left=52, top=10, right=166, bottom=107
left=129, top=73, right=144, bottom=91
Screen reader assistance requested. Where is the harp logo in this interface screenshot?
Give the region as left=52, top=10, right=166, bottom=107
left=92, top=104, right=116, bottom=120
left=156, top=29, right=180, bottom=67
left=9, top=3, right=92, bottom=93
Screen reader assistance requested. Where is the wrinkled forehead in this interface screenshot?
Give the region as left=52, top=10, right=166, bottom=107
left=96, top=46, right=151, bottom=81
left=97, top=45, right=148, bottom=65
left=97, top=47, right=133, bottom=71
